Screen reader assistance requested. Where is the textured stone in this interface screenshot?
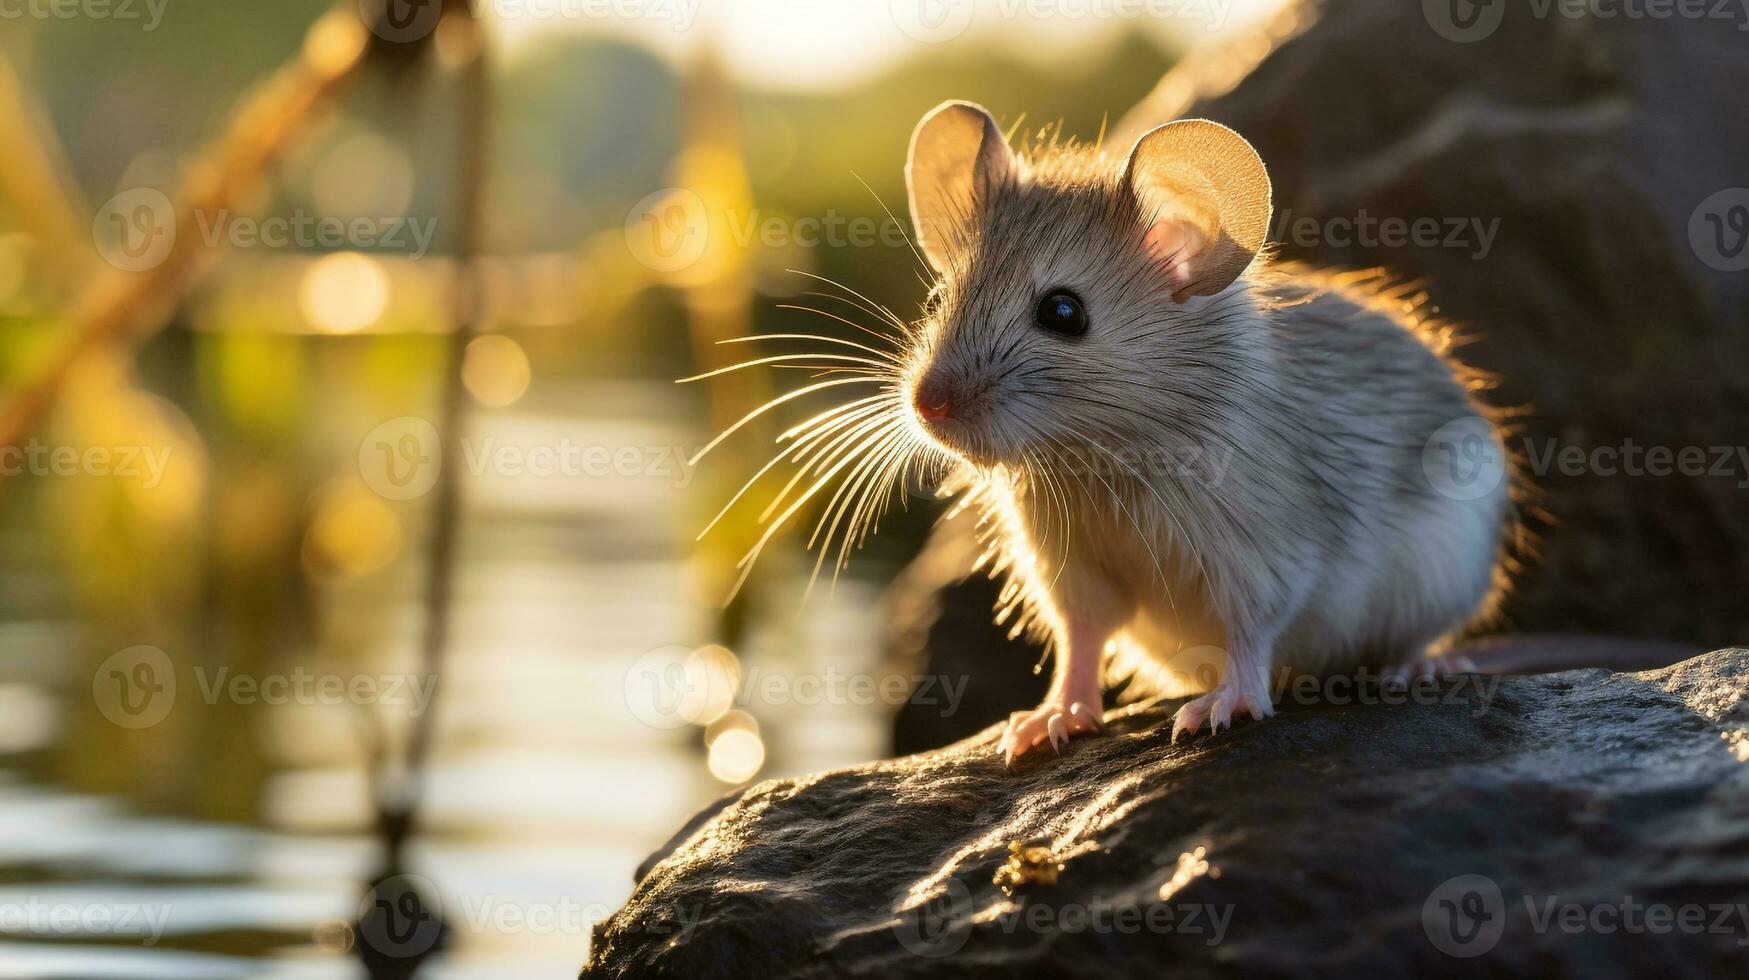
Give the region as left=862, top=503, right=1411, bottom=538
left=584, top=649, right=1749, bottom=978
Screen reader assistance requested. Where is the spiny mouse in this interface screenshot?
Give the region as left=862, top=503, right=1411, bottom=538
left=690, top=100, right=1512, bottom=764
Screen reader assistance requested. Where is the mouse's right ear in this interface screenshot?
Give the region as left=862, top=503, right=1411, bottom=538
left=906, top=100, right=1013, bottom=275
left=1123, top=119, right=1272, bottom=303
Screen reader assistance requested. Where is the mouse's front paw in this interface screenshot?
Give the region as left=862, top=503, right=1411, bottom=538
left=1171, top=684, right=1273, bottom=741
left=999, top=698, right=1103, bottom=765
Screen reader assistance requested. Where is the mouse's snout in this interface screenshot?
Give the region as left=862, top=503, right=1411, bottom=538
left=912, top=374, right=955, bottom=424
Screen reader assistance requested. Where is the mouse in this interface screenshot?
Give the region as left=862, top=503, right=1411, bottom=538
left=690, top=100, right=1513, bottom=765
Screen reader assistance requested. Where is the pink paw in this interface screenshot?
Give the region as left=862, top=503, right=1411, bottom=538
left=1381, top=653, right=1478, bottom=687
left=999, top=699, right=1103, bottom=765
left=1171, top=684, right=1273, bottom=741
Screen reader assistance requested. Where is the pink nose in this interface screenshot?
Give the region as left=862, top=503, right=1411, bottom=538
left=913, top=379, right=953, bottom=422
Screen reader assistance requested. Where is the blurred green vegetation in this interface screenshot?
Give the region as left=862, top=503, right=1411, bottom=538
left=0, top=6, right=1175, bottom=819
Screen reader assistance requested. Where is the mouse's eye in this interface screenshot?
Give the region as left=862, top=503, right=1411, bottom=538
left=1034, top=289, right=1088, bottom=338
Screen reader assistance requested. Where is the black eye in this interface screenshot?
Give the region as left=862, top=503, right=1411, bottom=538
left=1034, top=289, right=1088, bottom=338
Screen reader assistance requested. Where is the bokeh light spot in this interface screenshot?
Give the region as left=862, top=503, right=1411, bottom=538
left=299, top=252, right=388, bottom=333
left=707, top=727, right=765, bottom=785
left=462, top=334, right=532, bottom=408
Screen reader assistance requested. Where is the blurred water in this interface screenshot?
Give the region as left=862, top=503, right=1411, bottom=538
left=0, top=380, right=892, bottom=978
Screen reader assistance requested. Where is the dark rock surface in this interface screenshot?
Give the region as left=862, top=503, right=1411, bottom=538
left=584, top=648, right=1749, bottom=979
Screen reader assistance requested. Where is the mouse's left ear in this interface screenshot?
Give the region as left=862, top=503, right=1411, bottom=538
left=1123, top=119, right=1271, bottom=302
left=907, top=101, right=1014, bottom=275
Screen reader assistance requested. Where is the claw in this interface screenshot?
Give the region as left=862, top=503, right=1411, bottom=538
left=1172, top=682, right=1274, bottom=743
left=1001, top=697, right=1106, bottom=763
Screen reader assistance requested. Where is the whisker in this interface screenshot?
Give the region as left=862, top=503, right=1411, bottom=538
left=776, top=303, right=909, bottom=353
left=688, top=375, right=880, bottom=468
left=761, top=408, right=898, bottom=524
left=851, top=170, right=932, bottom=281
left=727, top=418, right=910, bottom=600
left=695, top=398, right=893, bottom=540
left=678, top=352, right=891, bottom=383
left=804, top=424, right=911, bottom=592
left=778, top=393, right=893, bottom=441
left=718, top=332, right=901, bottom=363
left=785, top=269, right=910, bottom=332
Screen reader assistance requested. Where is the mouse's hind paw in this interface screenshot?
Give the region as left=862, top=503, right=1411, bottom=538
left=1000, top=698, right=1103, bottom=765
left=1171, top=684, right=1273, bottom=742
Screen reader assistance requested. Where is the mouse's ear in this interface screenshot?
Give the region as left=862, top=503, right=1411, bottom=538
left=1123, top=119, right=1271, bottom=302
left=906, top=100, right=1013, bottom=274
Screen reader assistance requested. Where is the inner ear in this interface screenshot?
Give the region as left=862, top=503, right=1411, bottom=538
left=1123, top=119, right=1271, bottom=303
left=906, top=101, right=1013, bottom=274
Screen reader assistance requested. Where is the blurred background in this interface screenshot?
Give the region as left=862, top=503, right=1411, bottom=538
left=0, top=0, right=1292, bottom=975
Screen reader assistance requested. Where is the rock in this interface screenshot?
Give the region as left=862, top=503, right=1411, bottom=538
left=583, top=648, right=1749, bottom=978
left=884, top=0, right=1747, bottom=753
